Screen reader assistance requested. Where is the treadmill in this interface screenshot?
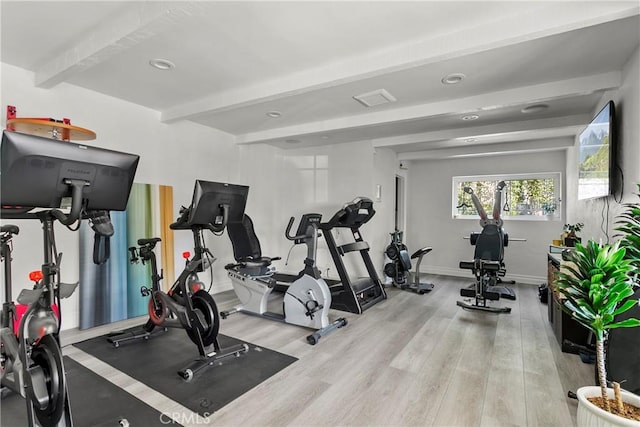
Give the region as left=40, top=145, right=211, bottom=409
left=319, top=197, right=387, bottom=314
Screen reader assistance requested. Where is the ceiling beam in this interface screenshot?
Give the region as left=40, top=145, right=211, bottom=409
left=34, top=2, right=210, bottom=88
left=398, top=137, right=575, bottom=160
left=371, top=114, right=591, bottom=148
left=161, top=3, right=637, bottom=123
left=234, top=72, right=619, bottom=145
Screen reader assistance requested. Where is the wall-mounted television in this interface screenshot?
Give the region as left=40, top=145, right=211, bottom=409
left=577, top=100, right=616, bottom=200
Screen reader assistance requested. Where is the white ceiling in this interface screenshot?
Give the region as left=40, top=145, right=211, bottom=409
left=1, top=1, right=639, bottom=159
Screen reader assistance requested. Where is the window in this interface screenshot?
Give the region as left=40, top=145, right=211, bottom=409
left=452, top=172, right=561, bottom=220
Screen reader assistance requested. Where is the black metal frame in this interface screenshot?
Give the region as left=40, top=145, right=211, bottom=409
left=320, top=198, right=386, bottom=314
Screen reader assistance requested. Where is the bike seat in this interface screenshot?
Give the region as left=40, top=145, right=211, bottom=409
left=240, top=256, right=280, bottom=268
left=1, top=224, right=19, bottom=235
left=138, top=237, right=161, bottom=246
left=411, top=247, right=432, bottom=259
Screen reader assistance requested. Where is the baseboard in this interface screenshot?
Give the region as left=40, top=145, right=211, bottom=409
left=423, top=266, right=545, bottom=286
left=214, top=278, right=233, bottom=293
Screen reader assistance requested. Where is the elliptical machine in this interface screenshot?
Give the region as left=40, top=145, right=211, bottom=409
left=108, top=180, right=250, bottom=381
left=221, top=213, right=347, bottom=345
left=458, top=181, right=515, bottom=313
left=384, top=230, right=434, bottom=294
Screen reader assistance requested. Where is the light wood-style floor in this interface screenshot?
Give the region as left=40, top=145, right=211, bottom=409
left=61, top=275, right=593, bottom=427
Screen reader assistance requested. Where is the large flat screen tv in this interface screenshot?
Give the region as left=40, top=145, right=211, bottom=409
left=577, top=101, right=616, bottom=200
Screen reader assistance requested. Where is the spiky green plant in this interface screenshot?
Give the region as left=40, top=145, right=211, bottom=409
left=555, top=240, right=640, bottom=412
left=615, top=183, right=640, bottom=271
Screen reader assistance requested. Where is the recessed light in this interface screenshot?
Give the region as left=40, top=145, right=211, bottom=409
left=521, top=103, right=549, bottom=114
left=149, top=58, right=175, bottom=70
left=461, top=114, right=479, bottom=121
left=285, top=139, right=300, bottom=144
left=266, top=111, right=282, bottom=118
left=441, top=73, right=466, bottom=84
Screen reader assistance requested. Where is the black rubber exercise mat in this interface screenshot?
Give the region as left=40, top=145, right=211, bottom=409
left=73, top=328, right=297, bottom=417
left=1, top=356, right=171, bottom=427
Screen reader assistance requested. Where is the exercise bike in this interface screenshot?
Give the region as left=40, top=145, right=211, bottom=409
left=0, top=128, right=139, bottom=426
left=1, top=210, right=113, bottom=426
left=458, top=181, right=515, bottom=313
left=384, top=230, right=434, bottom=294
left=109, top=202, right=249, bottom=381
left=1, top=218, right=74, bottom=427
left=222, top=213, right=347, bottom=345
left=106, top=237, right=170, bottom=346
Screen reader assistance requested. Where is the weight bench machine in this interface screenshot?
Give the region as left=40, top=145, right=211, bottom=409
left=458, top=181, right=514, bottom=313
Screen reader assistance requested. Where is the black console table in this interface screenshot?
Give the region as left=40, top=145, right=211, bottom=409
left=547, top=254, right=591, bottom=354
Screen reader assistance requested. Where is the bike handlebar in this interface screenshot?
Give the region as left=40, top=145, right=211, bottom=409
left=285, top=216, right=310, bottom=241
left=50, top=179, right=89, bottom=226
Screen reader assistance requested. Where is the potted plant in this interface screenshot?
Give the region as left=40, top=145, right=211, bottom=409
left=555, top=240, right=640, bottom=425
left=563, top=222, right=584, bottom=247
left=616, top=183, right=640, bottom=273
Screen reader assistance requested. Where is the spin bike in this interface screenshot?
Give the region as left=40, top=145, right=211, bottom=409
left=222, top=213, right=347, bottom=345
left=458, top=181, right=515, bottom=313
left=0, top=208, right=109, bottom=426
left=108, top=206, right=248, bottom=381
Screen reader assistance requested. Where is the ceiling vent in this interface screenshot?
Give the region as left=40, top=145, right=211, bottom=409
left=353, top=89, right=397, bottom=108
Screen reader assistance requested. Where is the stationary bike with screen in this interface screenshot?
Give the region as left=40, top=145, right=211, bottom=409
left=0, top=130, right=139, bottom=426
left=108, top=180, right=250, bottom=381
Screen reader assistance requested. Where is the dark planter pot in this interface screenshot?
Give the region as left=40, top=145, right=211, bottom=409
left=564, top=236, right=581, bottom=247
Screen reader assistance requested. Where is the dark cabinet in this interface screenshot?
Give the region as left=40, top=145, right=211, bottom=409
left=547, top=254, right=591, bottom=353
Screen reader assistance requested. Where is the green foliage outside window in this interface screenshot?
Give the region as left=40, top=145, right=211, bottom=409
left=454, top=174, right=560, bottom=219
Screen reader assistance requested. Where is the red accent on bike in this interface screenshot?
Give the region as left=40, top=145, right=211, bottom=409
left=182, top=251, right=191, bottom=259
left=13, top=304, right=59, bottom=338
left=191, top=283, right=202, bottom=293
left=29, top=270, right=43, bottom=282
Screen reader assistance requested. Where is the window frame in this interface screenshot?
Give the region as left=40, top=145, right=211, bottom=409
left=452, top=172, right=562, bottom=221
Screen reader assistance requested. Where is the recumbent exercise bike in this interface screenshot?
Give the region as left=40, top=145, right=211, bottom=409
left=222, top=212, right=347, bottom=345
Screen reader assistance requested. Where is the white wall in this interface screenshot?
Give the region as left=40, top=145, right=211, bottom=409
left=261, top=141, right=396, bottom=280
left=566, top=46, right=640, bottom=244
left=0, top=62, right=398, bottom=330
left=6, top=44, right=635, bottom=331
left=404, top=46, right=640, bottom=284
left=1, top=63, right=244, bottom=329
left=405, top=150, right=566, bottom=284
